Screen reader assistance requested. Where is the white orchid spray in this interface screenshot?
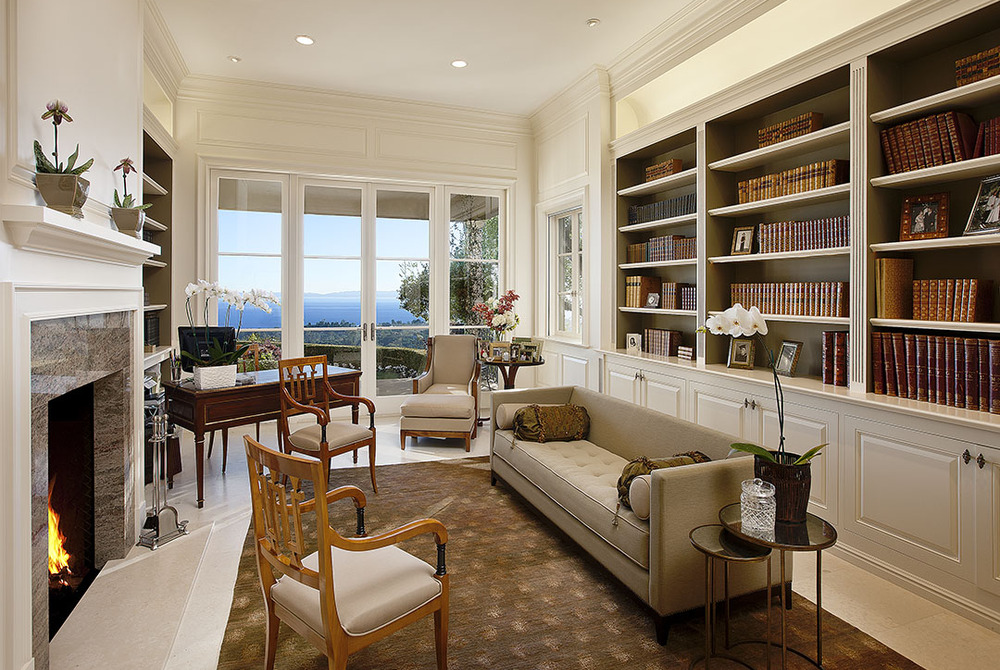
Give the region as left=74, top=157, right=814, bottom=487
left=183, top=280, right=280, bottom=367
left=700, top=304, right=825, bottom=465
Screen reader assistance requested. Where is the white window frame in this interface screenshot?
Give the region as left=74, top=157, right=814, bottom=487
left=536, top=189, right=588, bottom=345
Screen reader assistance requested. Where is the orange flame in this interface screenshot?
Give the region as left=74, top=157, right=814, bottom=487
left=48, top=487, right=71, bottom=576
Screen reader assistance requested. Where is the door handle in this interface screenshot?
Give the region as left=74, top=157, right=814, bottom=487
left=362, top=323, right=367, bottom=341
left=371, top=322, right=375, bottom=342
left=963, top=449, right=972, bottom=465
left=978, top=453, right=987, bottom=469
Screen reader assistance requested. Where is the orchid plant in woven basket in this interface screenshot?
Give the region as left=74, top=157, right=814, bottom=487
left=183, top=280, right=279, bottom=367
left=472, top=289, right=520, bottom=340
left=699, top=304, right=825, bottom=465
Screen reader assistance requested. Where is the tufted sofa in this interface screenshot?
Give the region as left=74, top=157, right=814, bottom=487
left=489, top=385, right=784, bottom=643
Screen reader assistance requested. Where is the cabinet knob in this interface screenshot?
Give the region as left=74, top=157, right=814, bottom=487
left=749, top=399, right=757, bottom=410
left=962, top=449, right=972, bottom=465
left=977, top=453, right=987, bottom=469
left=634, top=371, right=640, bottom=380
left=744, top=398, right=749, bottom=408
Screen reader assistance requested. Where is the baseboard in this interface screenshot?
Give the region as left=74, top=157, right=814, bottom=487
left=831, top=543, right=1000, bottom=634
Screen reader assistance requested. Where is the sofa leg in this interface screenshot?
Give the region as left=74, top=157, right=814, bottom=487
left=490, top=472, right=497, bottom=487
left=653, top=614, right=671, bottom=646
left=400, top=431, right=406, bottom=450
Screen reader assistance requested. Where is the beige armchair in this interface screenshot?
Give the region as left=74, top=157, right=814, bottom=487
left=399, top=335, right=480, bottom=451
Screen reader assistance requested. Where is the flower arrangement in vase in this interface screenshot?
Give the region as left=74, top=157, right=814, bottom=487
left=33, top=99, right=94, bottom=218
left=110, top=157, right=152, bottom=237
left=700, top=304, right=825, bottom=523
left=472, top=290, right=520, bottom=341
left=183, top=280, right=279, bottom=389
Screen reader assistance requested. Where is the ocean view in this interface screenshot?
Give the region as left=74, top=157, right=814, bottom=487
left=221, top=292, right=423, bottom=329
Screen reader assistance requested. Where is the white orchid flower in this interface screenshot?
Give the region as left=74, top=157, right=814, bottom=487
left=731, top=304, right=756, bottom=337
left=748, top=306, right=768, bottom=335
left=184, top=283, right=201, bottom=298
left=707, top=313, right=734, bottom=335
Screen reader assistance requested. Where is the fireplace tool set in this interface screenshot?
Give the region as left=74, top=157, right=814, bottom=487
left=138, top=409, right=188, bottom=550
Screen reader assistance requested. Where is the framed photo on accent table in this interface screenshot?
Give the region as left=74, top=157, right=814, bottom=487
left=727, top=337, right=755, bottom=370
left=964, top=174, right=1000, bottom=235
left=775, top=340, right=803, bottom=377
left=731, top=226, right=755, bottom=255
left=900, top=192, right=948, bottom=241
left=489, top=342, right=510, bottom=361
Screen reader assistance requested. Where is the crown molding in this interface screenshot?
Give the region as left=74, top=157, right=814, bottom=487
left=143, top=0, right=188, bottom=101
left=176, top=74, right=533, bottom=138
left=606, top=0, right=788, bottom=103
left=611, top=0, right=996, bottom=158
left=530, top=68, right=610, bottom=137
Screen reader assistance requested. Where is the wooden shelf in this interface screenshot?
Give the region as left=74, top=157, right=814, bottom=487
left=619, top=307, right=697, bottom=316
left=708, top=183, right=850, bottom=217
left=870, top=235, right=1000, bottom=252
left=870, top=153, right=1000, bottom=189
left=144, top=303, right=167, bottom=312
left=708, top=122, right=851, bottom=173
left=870, top=318, right=1000, bottom=333
left=144, top=217, right=167, bottom=232
left=870, top=75, right=1000, bottom=125
left=142, top=173, right=168, bottom=197
left=617, top=168, right=697, bottom=197
left=709, top=311, right=850, bottom=325
left=619, top=259, right=697, bottom=270
left=709, top=247, right=850, bottom=263
left=143, top=258, right=167, bottom=268
left=618, top=212, right=696, bottom=233
left=143, top=345, right=172, bottom=369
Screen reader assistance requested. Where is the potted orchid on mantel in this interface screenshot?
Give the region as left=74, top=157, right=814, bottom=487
left=700, top=304, right=826, bottom=523
left=183, top=280, right=279, bottom=390
left=33, top=99, right=94, bottom=218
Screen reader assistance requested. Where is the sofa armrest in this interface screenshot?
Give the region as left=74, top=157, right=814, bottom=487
left=489, top=386, right=575, bottom=454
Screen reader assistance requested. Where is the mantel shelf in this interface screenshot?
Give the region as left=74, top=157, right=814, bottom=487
left=617, top=168, right=697, bottom=197
left=709, top=247, right=850, bottom=263
left=870, top=235, right=1000, bottom=252
left=619, top=259, right=697, bottom=269
left=870, top=154, right=1000, bottom=188
left=618, top=213, right=697, bottom=232
left=619, top=307, right=697, bottom=316
left=708, top=183, right=850, bottom=217
left=708, top=122, right=851, bottom=173
left=870, top=318, right=1000, bottom=333
left=871, top=74, right=1000, bottom=124
left=2, top=204, right=157, bottom=267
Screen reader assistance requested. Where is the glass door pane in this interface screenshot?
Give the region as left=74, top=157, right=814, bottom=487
left=303, top=185, right=363, bottom=371
left=374, top=190, right=430, bottom=396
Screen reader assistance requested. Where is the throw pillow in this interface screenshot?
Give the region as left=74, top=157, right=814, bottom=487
left=512, top=404, right=590, bottom=443
left=629, top=475, right=652, bottom=521
left=495, top=403, right=558, bottom=430
left=616, top=452, right=711, bottom=509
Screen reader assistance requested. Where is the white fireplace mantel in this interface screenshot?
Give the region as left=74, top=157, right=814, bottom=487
left=2, top=205, right=158, bottom=267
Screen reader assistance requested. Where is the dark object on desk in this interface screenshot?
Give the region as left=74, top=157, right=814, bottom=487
left=177, top=326, right=236, bottom=372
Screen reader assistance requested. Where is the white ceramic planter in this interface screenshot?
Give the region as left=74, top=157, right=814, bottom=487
left=192, top=364, right=237, bottom=390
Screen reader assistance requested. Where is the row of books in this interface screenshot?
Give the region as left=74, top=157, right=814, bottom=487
left=822, top=331, right=849, bottom=387
left=879, top=111, right=977, bottom=174
left=736, top=159, right=849, bottom=204
left=626, top=236, right=696, bottom=263
left=143, top=313, right=160, bottom=347
left=758, top=111, right=823, bottom=148
left=644, top=159, right=683, bottom=182
left=912, top=279, right=995, bottom=322
left=729, top=282, right=849, bottom=317
left=956, top=45, right=1000, bottom=87
left=756, top=216, right=850, bottom=254
left=643, top=328, right=683, bottom=357
left=625, top=276, right=661, bottom=308
left=627, top=193, right=696, bottom=224
left=975, top=116, right=1000, bottom=158
left=662, top=283, right=697, bottom=311
left=677, top=345, right=695, bottom=361
left=872, top=332, right=1000, bottom=414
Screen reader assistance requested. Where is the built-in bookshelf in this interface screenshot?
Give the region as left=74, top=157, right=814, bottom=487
left=141, top=107, right=176, bottom=370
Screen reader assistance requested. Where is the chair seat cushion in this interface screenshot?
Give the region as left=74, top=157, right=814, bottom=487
left=424, top=383, right=470, bottom=396
left=287, top=422, right=373, bottom=452
left=400, top=394, right=475, bottom=419
left=271, top=546, right=442, bottom=637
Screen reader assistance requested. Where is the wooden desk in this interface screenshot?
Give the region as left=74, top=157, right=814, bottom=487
left=163, top=366, right=361, bottom=508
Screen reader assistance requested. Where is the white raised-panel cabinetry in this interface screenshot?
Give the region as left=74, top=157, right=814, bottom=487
left=605, top=359, right=686, bottom=419
left=977, top=446, right=1000, bottom=598
left=689, top=381, right=755, bottom=440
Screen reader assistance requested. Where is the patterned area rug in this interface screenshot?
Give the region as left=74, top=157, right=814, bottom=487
left=218, top=457, right=922, bottom=669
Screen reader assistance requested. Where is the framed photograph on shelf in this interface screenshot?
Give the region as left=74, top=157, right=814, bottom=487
left=645, top=292, right=661, bottom=308
left=727, top=337, right=755, bottom=370
left=731, top=226, right=755, bottom=255
left=626, top=333, right=642, bottom=356
left=489, top=342, right=510, bottom=361
left=900, top=192, right=949, bottom=241
left=775, top=340, right=803, bottom=377
left=964, top=174, right=1000, bottom=235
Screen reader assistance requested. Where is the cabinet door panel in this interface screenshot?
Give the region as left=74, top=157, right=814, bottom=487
left=689, top=383, right=750, bottom=439
left=976, top=446, right=1000, bottom=597
left=562, top=355, right=589, bottom=388
left=642, top=370, right=685, bottom=419
left=606, top=363, right=639, bottom=405
left=843, top=417, right=974, bottom=581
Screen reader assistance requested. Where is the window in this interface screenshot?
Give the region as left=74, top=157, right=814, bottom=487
left=448, top=193, right=500, bottom=338
left=549, top=207, right=584, bottom=340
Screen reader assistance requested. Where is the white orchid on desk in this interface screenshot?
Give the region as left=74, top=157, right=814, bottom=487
left=699, top=304, right=825, bottom=465
left=183, top=281, right=279, bottom=367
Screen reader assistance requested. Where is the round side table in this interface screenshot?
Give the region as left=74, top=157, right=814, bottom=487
left=477, top=357, right=544, bottom=389
left=689, top=524, right=772, bottom=670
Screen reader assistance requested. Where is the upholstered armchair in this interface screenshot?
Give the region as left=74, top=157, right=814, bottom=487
left=244, top=436, right=449, bottom=670
left=399, top=335, right=479, bottom=451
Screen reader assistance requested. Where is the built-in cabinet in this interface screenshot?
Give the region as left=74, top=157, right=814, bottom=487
left=605, top=358, right=687, bottom=418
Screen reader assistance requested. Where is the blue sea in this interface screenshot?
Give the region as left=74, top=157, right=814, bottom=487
left=220, top=292, right=422, bottom=328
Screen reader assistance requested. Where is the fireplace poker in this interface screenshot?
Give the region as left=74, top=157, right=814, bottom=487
left=138, top=408, right=188, bottom=550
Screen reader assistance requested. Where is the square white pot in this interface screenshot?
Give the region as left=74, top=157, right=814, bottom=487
left=192, top=364, right=237, bottom=390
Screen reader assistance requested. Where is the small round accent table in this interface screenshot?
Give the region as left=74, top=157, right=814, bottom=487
left=719, top=503, right=837, bottom=669
left=477, top=358, right=544, bottom=390
left=688, top=524, right=772, bottom=670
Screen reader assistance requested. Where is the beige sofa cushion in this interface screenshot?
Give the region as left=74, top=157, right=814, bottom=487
left=288, top=422, right=372, bottom=451
left=400, top=394, right=475, bottom=419
left=629, top=475, right=652, bottom=520
left=492, top=431, right=650, bottom=569
left=270, top=546, right=441, bottom=637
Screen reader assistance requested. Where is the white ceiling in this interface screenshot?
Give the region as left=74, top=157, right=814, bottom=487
left=151, top=0, right=695, bottom=116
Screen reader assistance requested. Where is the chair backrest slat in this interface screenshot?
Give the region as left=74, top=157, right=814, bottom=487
left=277, top=355, right=332, bottom=441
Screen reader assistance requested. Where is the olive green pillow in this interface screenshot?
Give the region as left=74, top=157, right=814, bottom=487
left=512, top=404, right=590, bottom=443
left=617, top=452, right=711, bottom=509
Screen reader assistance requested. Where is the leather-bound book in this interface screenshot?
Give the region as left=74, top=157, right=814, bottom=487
left=883, top=333, right=897, bottom=397
left=872, top=331, right=885, bottom=394
left=945, top=280, right=955, bottom=321
left=892, top=332, right=907, bottom=397
left=835, top=331, right=848, bottom=387
left=935, top=335, right=947, bottom=405
left=965, top=338, right=980, bottom=410
left=953, top=337, right=966, bottom=409
left=915, top=334, right=929, bottom=402
left=944, top=336, right=956, bottom=406
left=980, top=338, right=992, bottom=412
left=876, top=258, right=914, bottom=318
left=991, top=340, right=1000, bottom=414
left=927, top=334, right=938, bottom=403
left=822, top=331, right=834, bottom=385
left=904, top=334, right=918, bottom=399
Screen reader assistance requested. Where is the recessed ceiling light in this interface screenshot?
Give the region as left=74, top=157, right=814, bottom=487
left=586, top=18, right=601, bottom=28
left=451, top=60, right=468, bottom=68
left=228, top=55, right=242, bottom=63
left=295, top=35, right=315, bottom=45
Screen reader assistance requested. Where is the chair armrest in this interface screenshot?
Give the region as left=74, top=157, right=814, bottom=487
left=332, top=518, right=449, bottom=575
left=413, top=370, right=433, bottom=394
left=280, top=387, right=329, bottom=425
left=300, top=484, right=367, bottom=512
left=323, top=380, right=376, bottom=429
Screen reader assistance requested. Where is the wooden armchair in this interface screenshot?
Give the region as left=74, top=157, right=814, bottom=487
left=278, top=356, right=378, bottom=492
left=244, top=436, right=448, bottom=670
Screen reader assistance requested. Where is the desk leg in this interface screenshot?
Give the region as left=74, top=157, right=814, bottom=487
left=195, top=432, right=205, bottom=509
left=817, top=551, right=823, bottom=667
